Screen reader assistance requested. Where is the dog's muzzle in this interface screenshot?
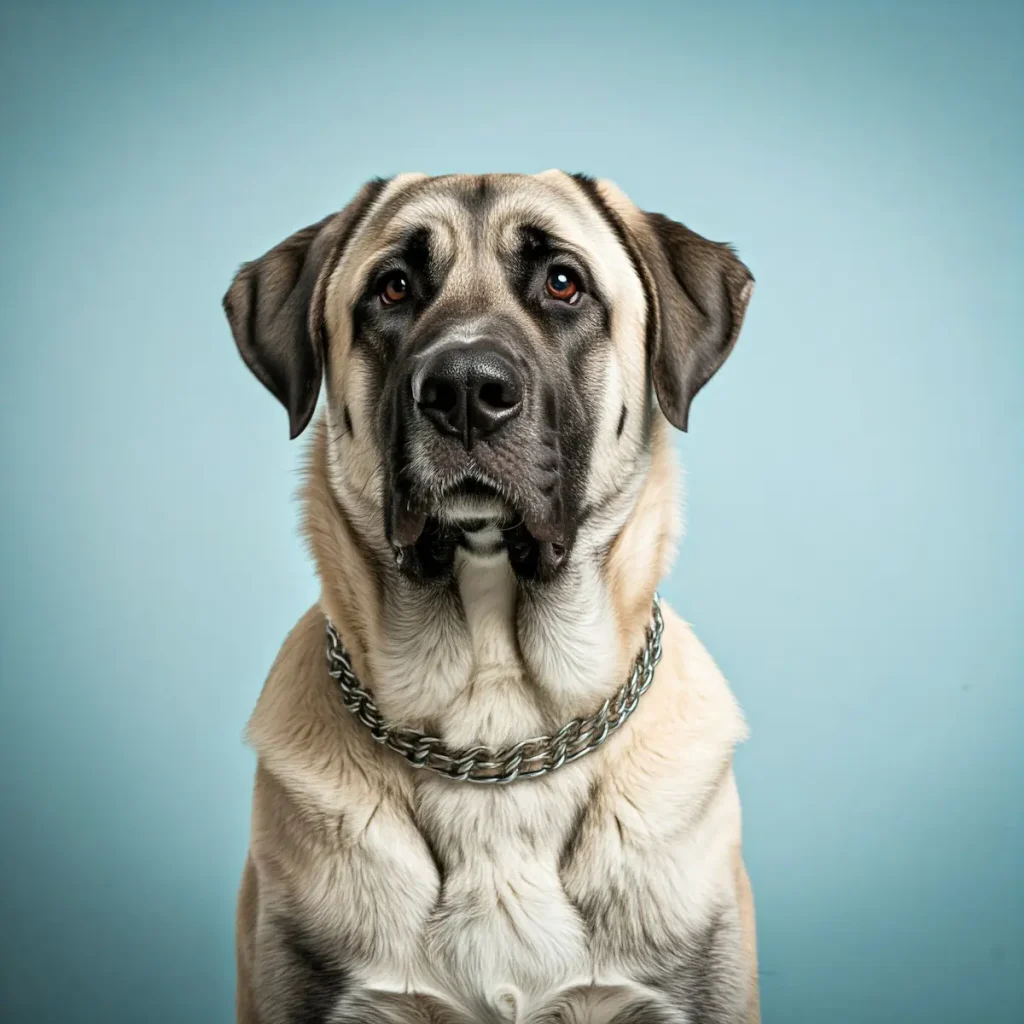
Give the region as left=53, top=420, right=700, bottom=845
left=386, top=327, right=573, bottom=584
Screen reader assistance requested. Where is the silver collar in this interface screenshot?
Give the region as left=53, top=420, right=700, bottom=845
left=324, top=595, right=664, bottom=784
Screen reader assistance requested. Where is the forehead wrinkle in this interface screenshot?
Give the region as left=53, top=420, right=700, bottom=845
left=487, top=186, right=642, bottom=315
left=389, top=192, right=467, bottom=236
left=327, top=210, right=462, bottom=331
left=324, top=174, right=424, bottom=325
left=361, top=193, right=468, bottom=281
left=368, top=193, right=466, bottom=267
left=488, top=182, right=614, bottom=252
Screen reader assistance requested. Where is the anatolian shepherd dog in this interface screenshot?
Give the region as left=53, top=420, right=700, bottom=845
left=224, top=171, right=759, bottom=1024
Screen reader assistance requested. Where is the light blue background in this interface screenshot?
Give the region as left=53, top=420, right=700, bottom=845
left=1, top=1, right=1021, bottom=1021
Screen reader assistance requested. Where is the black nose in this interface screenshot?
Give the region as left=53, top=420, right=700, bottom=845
left=412, top=341, right=524, bottom=447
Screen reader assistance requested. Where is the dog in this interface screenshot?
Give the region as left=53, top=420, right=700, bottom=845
left=223, top=171, right=758, bottom=1023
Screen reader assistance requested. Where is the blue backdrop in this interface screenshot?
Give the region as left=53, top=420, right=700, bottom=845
left=1, top=1, right=1021, bottom=1021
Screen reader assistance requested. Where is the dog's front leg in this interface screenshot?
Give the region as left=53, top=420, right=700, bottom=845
left=237, top=858, right=468, bottom=1024
left=642, top=894, right=760, bottom=1024
left=236, top=861, right=360, bottom=1024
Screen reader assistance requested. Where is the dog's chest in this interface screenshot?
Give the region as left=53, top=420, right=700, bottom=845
left=326, top=767, right=706, bottom=1021
left=321, top=772, right=590, bottom=1014
left=411, top=772, right=593, bottom=1008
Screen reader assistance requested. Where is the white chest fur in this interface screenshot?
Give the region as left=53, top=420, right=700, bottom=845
left=413, top=772, right=595, bottom=1017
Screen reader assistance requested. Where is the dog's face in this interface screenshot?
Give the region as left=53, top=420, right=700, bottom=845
left=224, top=172, right=753, bottom=583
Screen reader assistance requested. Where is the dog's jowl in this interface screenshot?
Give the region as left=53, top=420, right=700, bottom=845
left=224, top=171, right=759, bottom=1024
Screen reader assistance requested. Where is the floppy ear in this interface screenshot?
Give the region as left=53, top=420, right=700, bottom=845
left=641, top=212, right=754, bottom=431
left=222, top=179, right=386, bottom=439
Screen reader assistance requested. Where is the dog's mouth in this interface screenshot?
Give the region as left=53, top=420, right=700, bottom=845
left=388, top=474, right=569, bottom=582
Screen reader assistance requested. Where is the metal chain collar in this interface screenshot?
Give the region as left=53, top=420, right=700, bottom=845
left=324, top=595, right=664, bottom=785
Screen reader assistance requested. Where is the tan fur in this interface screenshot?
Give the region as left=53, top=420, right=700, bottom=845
left=232, top=172, right=759, bottom=1023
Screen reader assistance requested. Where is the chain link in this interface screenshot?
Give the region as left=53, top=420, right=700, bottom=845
left=324, top=595, right=664, bottom=784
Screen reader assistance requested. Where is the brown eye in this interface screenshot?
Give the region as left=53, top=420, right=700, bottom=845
left=380, top=272, right=409, bottom=306
left=546, top=267, right=580, bottom=303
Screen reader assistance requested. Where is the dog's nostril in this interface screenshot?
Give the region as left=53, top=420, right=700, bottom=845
left=478, top=380, right=517, bottom=411
left=419, top=379, right=459, bottom=415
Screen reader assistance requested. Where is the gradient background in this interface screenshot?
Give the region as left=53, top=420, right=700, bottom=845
left=1, top=1, right=1021, bottom=1021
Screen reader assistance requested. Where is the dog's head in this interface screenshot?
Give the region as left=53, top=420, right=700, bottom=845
left=224, top=172, right=753, bottom=584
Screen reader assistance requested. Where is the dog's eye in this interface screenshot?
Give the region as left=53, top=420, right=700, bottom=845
left=379, top=272, right=409, bottom=306
left=546, top=267, right=581, bottom=304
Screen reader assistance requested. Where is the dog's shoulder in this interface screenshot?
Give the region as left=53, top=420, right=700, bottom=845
left=245, top=604, right=404, bottom=819
left=618, top=601, right=749, bottom=775
left=246, top=603, right=336, bottom=764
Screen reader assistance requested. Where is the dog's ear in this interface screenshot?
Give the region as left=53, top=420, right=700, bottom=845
left=222, top=179, right=387, bottom=439
left=640, top=212, right=754, bottom=431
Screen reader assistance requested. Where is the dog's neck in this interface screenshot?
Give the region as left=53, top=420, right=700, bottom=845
left=303, top=418, right=679, bottom=750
